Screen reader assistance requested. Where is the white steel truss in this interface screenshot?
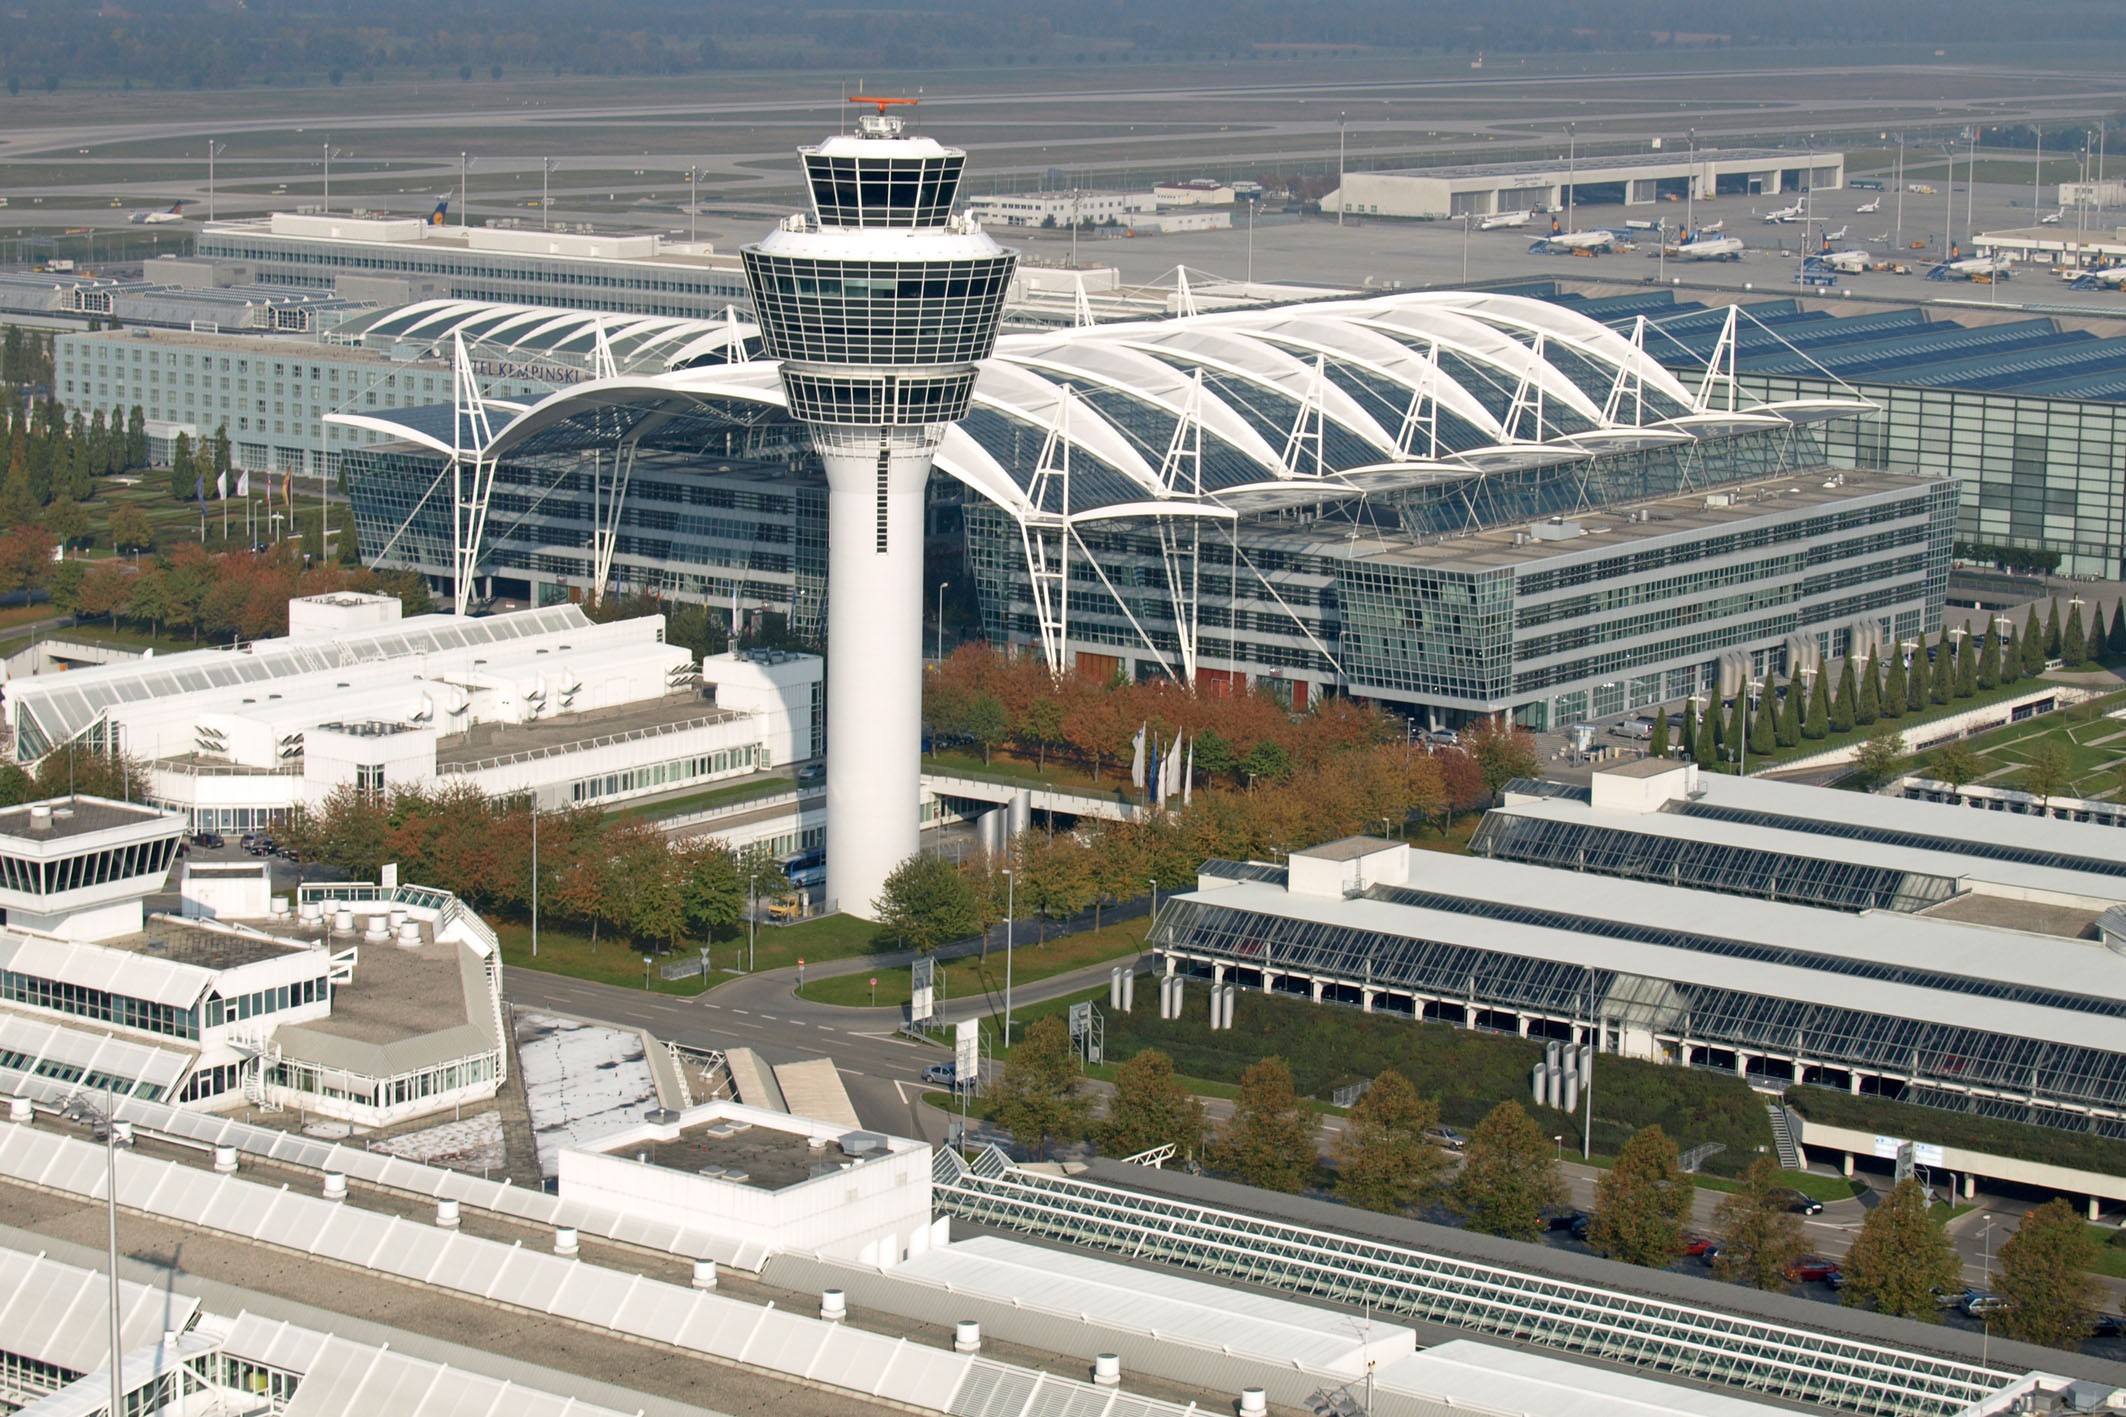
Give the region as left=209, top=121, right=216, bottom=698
left=1020, top=386, right=1075, bottom=677
left=448, top=333, right=500, bottom=616
left=1278, top=354, right=1329, bottom=477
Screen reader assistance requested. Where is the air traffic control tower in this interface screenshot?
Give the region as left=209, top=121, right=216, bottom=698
left=741, top=99, right=1016, bottom=914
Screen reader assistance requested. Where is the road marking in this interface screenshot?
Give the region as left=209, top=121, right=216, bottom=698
left=758, top=1015, right=778, bottom=1022
left=816, top=1026, right=838, bottom=1034
left=730, top=1009, right=750, bottom=1016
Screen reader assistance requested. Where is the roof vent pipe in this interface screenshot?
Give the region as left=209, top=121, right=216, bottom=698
left=27, top=804, right=51, bottom=830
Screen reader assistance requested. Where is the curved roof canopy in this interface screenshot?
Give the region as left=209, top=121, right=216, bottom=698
left=332, top=291, right=1868, bottom=526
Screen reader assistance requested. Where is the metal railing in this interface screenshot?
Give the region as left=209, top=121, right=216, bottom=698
left=436, top=708, right=746, bottom=774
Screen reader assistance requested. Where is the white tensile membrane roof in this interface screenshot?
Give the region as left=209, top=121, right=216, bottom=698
left=333, top=289, right=1853, bottom=530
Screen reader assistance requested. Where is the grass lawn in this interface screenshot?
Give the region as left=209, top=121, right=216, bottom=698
left=610, top=773, right=797, bottom=823
left=2089, top=1227, right=2126, bottom=1281
left=926, top=745, right=1130, bottom=799
left=1943, top=690, right=2126, bottom=798
left=1723, top=677, right=2076, bottom=776
left=795, top=918, right=1152, bottom=1009
left=494, top=908, right=883, bottom=995
left=1691, top=1169, right=1867, bottom=1204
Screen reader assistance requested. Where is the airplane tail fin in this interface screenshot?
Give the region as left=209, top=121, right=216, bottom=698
left=1550, top=217, right=1561, bottom=235
left=428, top=197, right=450, bottom=225
left=170, top=201, right=186, bottom=215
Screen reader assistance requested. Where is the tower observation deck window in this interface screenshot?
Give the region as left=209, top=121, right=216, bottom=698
left=804, top=153, right=965, bottom=229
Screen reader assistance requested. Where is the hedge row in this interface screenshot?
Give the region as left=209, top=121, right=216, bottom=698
left=1784, top=1087, right=2126, bottom=1176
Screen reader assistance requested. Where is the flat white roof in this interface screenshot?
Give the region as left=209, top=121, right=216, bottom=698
left=1378, top=1340, right=1799, bottom=1417
left=1174, top=855, right=2126, bottom=1052
left=892, top=1234, right=1415, bottom=1380
left=0, top=1248, right=199, bottom=1375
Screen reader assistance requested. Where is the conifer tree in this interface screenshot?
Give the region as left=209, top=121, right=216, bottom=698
left=1929, top=629, right=1953, bottom=704
left=2022, top=605, right=2047, bottom=675
left=1750, top=688, right=1775, bottom=757
left=1779, top=674, right=1804, bottom=745
left=2110, top=599, right=2126, bottom=657
left=125, top=404, right=147, bottom=469
left=1725, top=691, right=1747, bottom=768
left=1804, top=668, right=1829, bottom=739
left=1906, top=644, right=1928, bottom=713
left=2062, top=601, right=2086, bottom=666
left=1999, top=628, right=2022, bottom=685
left=1829, top=658, right=1856, bottom=734
left=169, top=432, right=194, bottom=503
left=1855, top=652, right=1880, bottom=726
left=1647, top=706, right=1669, bottom=759
left=2044, top=598, right=2062, bottom=658
left=1954, top=632, right=1976, bottom=698
left=1977, top=620, right=2001, bottom=689
left=1881, top=650, right=1907, bottom=716
left=1694, top=710, right=1718, bottom=768
left=1679, top=699, right=1698, bottom=760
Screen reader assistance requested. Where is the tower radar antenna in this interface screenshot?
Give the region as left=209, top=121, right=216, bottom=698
left=849, top=95, right=919, bottom=135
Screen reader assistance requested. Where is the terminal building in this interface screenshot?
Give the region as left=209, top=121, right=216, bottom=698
left=1538, top=285, right=2126, bottom=578
left=1326, top=147, right=1846, bottom=220
left=1154, top=812, right=2126, bottom=1149
left=0, top=795, right=508, bottom=1126
left=195, top=211, right=753, bottom=318
left=2, top=592, right=819, bottom=834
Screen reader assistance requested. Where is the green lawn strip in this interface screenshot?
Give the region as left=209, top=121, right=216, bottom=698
left=493, top=908, right=878, bottom=995
left=795, top=918, right=1151, bottom=1008
left=2088, top=1227, right=2126, bottom=1281
left=926, top=746, right=1130, bottom=799
left=1733, top=678, right=2079, bottom=775
left=610, top=774, right=797, bottom=823
left=1689, top=1169, right=1867, bottom=1204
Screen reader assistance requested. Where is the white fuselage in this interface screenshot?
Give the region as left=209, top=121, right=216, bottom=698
left=1671, top=236, right=1745, bottom=260
left=1533, top=230, right=1615, bottom=253
left=1480, top=210, right=1531, bottom=230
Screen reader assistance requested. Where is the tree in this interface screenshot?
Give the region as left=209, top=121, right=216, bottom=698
left=961, top=691, right=1009, bottom=764
left=2110, top=599, right=2126, bottom=657
left=675, top=839, right=745, bottom=944
left=1993, top=1199, right=2102, bottom=1350
left=1211, top=1056, right=1319, bottom=1193
left=1725, top=691, right=1747, bottom=768
left=1977, top=620, right=2001, bottom=689
left=76, top=560, right=128, bottom=625
left=0, top=523, right=53, bottom=596
left=1588, top=1125, right=1689, bottom=1267
left=1646, top=706, right=1669, bottom=759
left=1839, top=1177, right=1959, bottom=1319
left=1779, top=675, right=1804, bottom=744
left=871, top=851, right=980, bottom=953
left=2022, top=738, right=2074, bottom=809
left=1929, top=739, right=1982, bottom=796
left=1449, top=1099, right=1566, bottom=1242
left=1241, top=737, right=1294, bottom=786
left=1829, top=658, right=1856, bottom=734
left=2062, top=600, right=2087, bottom=666
left=1749, top=688, right=1775, bottom=757
left=1856, top=653, right=1880, bottom=726
left=41, top=496, right=87, bottom=549
left=1906, top=643, right=1927, bottom=713
left=1466, top=715, right=1539, bottom=802
left=1693, top=708, right=1719, bottom=767
left=124, top=404, right=147, bottom=469
left=106, top=501, right=154, bottom=556
left=1097, top=1048, right=1205, bottom=1161
left=1851, top=725, right=1906, bottom=790
left=1679, top=699, right=1699, bottom=760
left=2022, top=605, right=2048, bottom=676
left=44, top=559, right=83, bottom=617
left=1998, top=628, right=2023, bottom=686
left=1712, top=1156, right=1809, bottom=1290
left=2044, top=597, right=2062, bottom=659
left=169, top=431, right=194, bottom=502
left=992, top=1016, right=1089, bottom=1160
left=1335, top=1070, right=1447, bottom=1214
left=1803, top=669, right=1829, bottom=740
left=1880, top=652, right=1907, bottom=720
left=1928, top=630, right=1953, bottom=705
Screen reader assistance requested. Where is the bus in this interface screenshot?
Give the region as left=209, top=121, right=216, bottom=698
left=781, top=846, right=825, bottom=891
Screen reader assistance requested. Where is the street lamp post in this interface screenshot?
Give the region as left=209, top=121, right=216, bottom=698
left=61, top=1094, right=125, bottom=1417
left=685, top=164, right=698, bottom=244
left=1337, top=112, right=1348, bottom=228
left=935, top=580, right=949, bottom=666
left=208, top=139, right=225, bottom=223
left=1686, top=128, right=1696, bottom=235
left=459, top=152, right=470, bottom=229
left=1461, top=210, right=1471, bottom=284
left=1002, top=867, right=1015, bottom=1047
left=322, top=142, right=335, bottom=214
left=1739, top=677, right=1763, bottom=776
left=1566, top=122, right=1577, bottom=233
left=530, top=804, right=539, bottom=958
left=546, top=158, right=558, bottom=233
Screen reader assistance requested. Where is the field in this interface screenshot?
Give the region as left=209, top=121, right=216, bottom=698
left=1935, top=691, right=2126, bottom=799
left=492, top=908, right=881, bottom=994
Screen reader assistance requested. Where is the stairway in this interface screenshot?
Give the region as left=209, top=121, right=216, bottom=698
left=1766, top=1103, right=1802, bottom=1171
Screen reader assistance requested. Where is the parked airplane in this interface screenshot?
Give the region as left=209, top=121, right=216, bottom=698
left=426, top=197, right=450, bottom=225
left=1856, top=198, right=1882, bottom=214
left=2040, top=210, right=2065, bottom=225
left=1926, top=252, right=2014, bottom=282
left=1811, top=249, right=1873, bottom=274
left=1759, top=201, right=1805, bottom=223
left=128, top=201, right=186, bottom=225
left=1698, top=219, right=1724, bottom=234
left=1668, top=233, right=1745, bottom=261
left=2070, top=265, right=2126, bottom=290
left=1823, top=225, right=1848, bottom=243
left=1530, top=228, right=1616, bottom=253
left=1479, top=209, right=1531, bottom=230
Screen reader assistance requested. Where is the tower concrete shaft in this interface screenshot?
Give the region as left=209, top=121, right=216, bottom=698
left=741, top=100, right=1016, bottom=916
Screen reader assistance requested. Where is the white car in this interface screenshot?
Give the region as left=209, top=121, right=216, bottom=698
left=921, top=1062, right=958, bottom=1086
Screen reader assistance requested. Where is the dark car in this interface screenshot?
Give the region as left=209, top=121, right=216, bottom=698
left=2092, top=1312, right=2125, bottom=1339
left=1679, top=1232, right=1717, bottom=1258
left=1543, top=1209, right=1590, bottom=1233
left=1568, top=1211, right=1594, bottom=1241
left=192, top=832, right=225, bottom=849
left=1784, top=1255, right=1841, bottom=1283
left=1774, top=1188, right=1825, bottom=1216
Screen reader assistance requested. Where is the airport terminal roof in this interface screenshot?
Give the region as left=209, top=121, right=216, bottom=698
left=332, top=290, right=1861, bottom=528
left=1479, top=770, right=2126, bottom=913
left=1377, top=147, right=1820, bottom=181
left=0, top=1249, right=202, bottom=1375
left=336, top=298, right=758, bottom=375
left=1533, top=285, right=2126, bottom=402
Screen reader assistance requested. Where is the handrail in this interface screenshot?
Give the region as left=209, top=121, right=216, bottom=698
left=436, top=709, right=747, bottom=773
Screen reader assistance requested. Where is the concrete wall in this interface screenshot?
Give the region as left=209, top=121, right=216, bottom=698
left=1795, top=1116, right=2126, bottom=1214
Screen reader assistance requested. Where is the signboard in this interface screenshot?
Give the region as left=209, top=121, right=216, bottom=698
left=955, top=1018, right=980, bottom=1091
left=910, top=957, right=936, bottom=1025
left=1872, top=1134, right=1945, bottom=1168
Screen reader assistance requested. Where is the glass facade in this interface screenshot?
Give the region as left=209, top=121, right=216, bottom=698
left=196, top=227, right=752, bottom=318
left=1742, top=373, right=2126, bottom=579
left=0, top=970, right=197, bottom=1041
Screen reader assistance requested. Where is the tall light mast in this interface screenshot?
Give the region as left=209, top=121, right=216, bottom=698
left=742, top=97, right=1017, bottom=916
